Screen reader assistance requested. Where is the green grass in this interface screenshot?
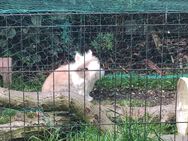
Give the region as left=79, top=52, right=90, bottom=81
left=96, top=73, right=178, bottom=91
left=1, top=108, right=17, bottom=116
left=0, top=108, right=17, bottom=124
left=9, top=73, right=45, bottom=92
left=29, top=128, right=64, bottom=141
left=28, top=117, right=176, bottom=141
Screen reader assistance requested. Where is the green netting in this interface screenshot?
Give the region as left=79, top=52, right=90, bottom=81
left=107, top=73, right=188, bottom=79
left=0, top=0, right=188, bottom=14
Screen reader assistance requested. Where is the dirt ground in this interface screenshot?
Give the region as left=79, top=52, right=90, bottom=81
left=91, top=88, right=176, bottom=106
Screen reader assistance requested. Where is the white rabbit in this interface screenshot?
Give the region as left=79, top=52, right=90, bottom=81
left=41, top=50, right=105, bottom=101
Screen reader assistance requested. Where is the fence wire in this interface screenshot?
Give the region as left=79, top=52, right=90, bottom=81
left=0, top=12, right=187, bottom=141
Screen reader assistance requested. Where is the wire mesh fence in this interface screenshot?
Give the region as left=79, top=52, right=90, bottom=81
left=0, top=11, right=188, bottom=140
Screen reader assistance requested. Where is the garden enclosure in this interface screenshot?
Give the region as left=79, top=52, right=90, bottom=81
left=0, top=0, right=188, bottom=141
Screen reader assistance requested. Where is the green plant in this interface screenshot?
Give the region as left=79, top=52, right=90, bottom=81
left=0, top=116, right=10, bottom=124
left=91, top=33, right=114, bottom=53
left=118, top=117, right=161, bottom=141
left=0, top=108, right=17, bottom=124
left=2, top=108, right=17, bottom=117
left=0, top=15, right=75, bottom=74
left=10, top=73, right=45, bottom=91
left=28, top=116, right=175, bottom=141
left=29, top=128, right=64, bottom=141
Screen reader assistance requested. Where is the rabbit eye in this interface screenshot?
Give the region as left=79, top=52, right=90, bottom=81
left=78, top=68, right=88, bottom=71
left=84, top=68, right=88, bottom=71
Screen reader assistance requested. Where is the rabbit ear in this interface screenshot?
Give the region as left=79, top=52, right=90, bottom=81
left=87, top=50, right=92, bottom=56
left=75, top=52, right=82, bottom=62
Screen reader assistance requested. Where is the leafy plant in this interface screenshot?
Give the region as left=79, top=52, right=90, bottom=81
left=91, top=33, right=114, bottom=53
left=0, top=15, right=75, bottom=75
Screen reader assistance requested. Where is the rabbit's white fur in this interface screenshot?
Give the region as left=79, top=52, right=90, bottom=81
left=41, top=50, right=104, bottom=101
